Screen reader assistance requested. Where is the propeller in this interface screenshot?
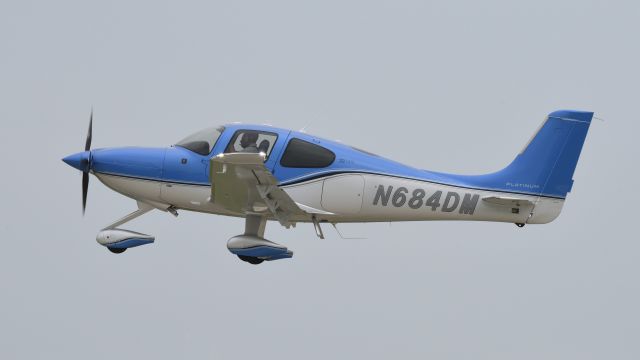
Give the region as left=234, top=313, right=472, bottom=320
left=62, top=109, right=95, bottom=215
left=82, top=110, right=93, bottom=215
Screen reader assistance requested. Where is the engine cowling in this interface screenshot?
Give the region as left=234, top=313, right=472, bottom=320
left=227, top=235, right=293, bottom=261
left=96, top=229, right=155, bottom=250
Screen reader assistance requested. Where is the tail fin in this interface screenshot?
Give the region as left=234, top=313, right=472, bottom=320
left=494, top=110, right=593, bottom=198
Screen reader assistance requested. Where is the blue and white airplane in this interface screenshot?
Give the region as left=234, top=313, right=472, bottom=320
left=63, top=110, right=593, bottom=264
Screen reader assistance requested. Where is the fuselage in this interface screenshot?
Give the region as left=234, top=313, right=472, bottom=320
left=69, top=123, right=565, bottom=225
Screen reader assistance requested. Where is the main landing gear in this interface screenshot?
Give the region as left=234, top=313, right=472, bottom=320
left=227, top=215, right=293, bottom=265
left=515, top=223, right=525, bottom=228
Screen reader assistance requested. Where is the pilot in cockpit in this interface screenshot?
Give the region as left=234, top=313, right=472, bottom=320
left=239, top=132, right=259, bottom=153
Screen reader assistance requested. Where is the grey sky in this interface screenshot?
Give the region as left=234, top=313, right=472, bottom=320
left=1, top=0, right=639, bottom=359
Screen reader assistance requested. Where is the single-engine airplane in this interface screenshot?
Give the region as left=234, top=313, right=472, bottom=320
left=63, top=110, right=593, bottom=264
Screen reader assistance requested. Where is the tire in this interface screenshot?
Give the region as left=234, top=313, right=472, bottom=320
left=238, top=255, right=264, bottom=265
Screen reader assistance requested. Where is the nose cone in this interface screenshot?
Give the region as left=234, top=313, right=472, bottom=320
left=62, top=151, right=91, bottom=172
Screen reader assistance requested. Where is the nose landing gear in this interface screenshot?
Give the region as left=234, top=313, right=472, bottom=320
left=97, top=202, right=163, bottom=253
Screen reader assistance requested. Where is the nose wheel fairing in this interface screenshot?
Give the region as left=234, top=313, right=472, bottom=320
left=97, top=229, right=155, bottom=249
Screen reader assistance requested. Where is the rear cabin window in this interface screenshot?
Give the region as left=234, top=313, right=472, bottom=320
left=280, top=138, right=336, bottom=168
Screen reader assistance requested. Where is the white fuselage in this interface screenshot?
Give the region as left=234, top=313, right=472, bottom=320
left=96, top=172, right=564, bottom=225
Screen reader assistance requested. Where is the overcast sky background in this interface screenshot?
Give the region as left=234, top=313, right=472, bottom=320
left=1, top=1, right=639, bottom=359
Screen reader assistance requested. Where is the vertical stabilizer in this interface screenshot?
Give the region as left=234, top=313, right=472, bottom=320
left=493, top=110, right=593, bottom=198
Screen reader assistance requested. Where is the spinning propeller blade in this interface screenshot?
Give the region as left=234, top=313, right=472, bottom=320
left=82, top=110, right=92, bottom=215
left=85, top=109, right=92, bottom=151
left=82, top=172, right=89, bottom=215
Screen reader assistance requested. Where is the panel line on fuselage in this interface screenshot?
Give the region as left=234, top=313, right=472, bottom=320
left=277, top=170, right=566, bottom=200
left=93, top=169, right=565, bottom=201
left=93, top=171, right=210, bottom=187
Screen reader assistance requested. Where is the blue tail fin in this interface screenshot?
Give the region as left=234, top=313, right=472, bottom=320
left=492, top=110, right=593, bottom=198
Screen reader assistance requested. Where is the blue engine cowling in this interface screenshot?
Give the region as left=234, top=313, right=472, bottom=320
left=96, top=229, right=155, bottom=249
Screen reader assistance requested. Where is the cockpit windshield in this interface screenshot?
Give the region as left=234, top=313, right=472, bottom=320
left=175, top=126, right=225, bottom=155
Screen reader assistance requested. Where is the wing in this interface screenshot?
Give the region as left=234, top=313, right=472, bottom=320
left=209, top=153, right=309, bottom=228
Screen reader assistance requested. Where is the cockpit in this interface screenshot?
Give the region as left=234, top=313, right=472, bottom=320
left=224, top=130, right=277, bottom=157
left=175, top=126, right=225, bottom=155
left=174, top=125, right=337, bottom=170
left=175, top=126, right=280, bottom=158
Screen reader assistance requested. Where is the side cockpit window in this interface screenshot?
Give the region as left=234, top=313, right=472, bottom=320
left=225, top=130, right=278, bottom=159
left=280, top=138, right=335, bottom=168
left=175, top=126, right=224, bottom=155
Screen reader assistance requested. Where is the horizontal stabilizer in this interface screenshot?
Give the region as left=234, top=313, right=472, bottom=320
left=482, top=196, right=533, bottom=207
